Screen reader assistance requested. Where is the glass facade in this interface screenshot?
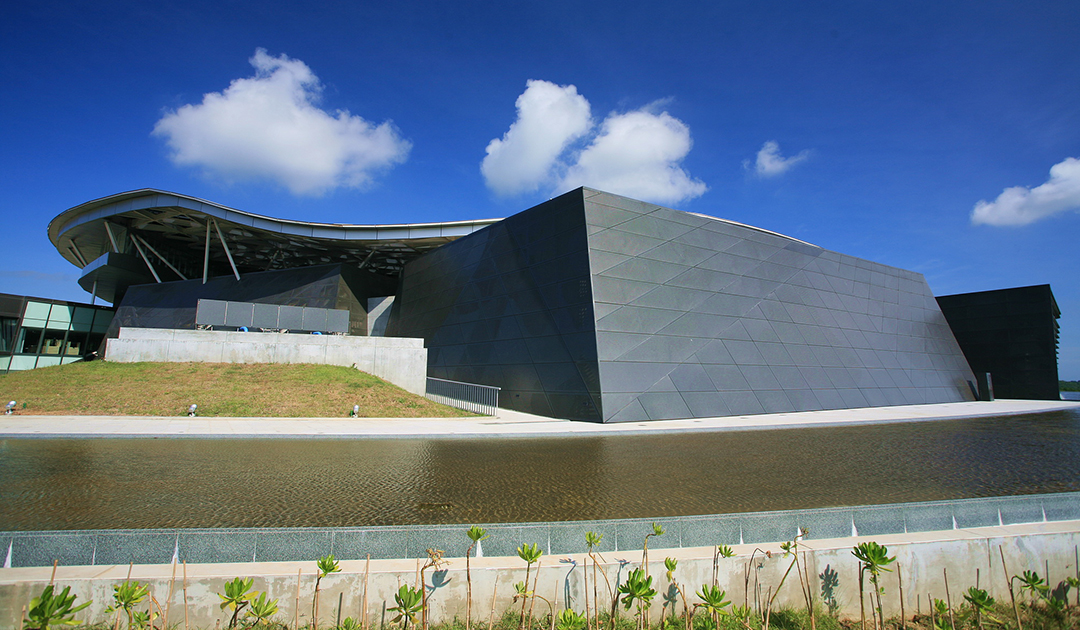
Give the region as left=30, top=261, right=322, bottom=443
left=0, top=294, right=115, bottom=373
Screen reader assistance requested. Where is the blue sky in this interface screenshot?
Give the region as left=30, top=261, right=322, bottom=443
left=2, top=0, right=1079, bottom=378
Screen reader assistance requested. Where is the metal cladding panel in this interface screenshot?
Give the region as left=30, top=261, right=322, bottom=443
left=388, top=189, right=603, bottom=421
left=584, top=190, right=977, bottom=423
left=195, top=299, right=227, bottom=326
left=390, top=188, right=976, bottom=422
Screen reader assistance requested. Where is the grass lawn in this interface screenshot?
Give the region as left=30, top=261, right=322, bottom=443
left=0, top=361, right=474, bottom=418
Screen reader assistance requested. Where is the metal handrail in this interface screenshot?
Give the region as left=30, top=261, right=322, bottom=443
left=425, top=377, right=500, bottom=416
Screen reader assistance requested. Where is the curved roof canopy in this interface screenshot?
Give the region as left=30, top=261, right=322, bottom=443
left=49, top=189, right=501, bottom=303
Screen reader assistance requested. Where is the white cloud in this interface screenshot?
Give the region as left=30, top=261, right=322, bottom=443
left=481, top=80, right=592, bottom=196
left=558, top=109, right=707, bottom=205
left=971, top=157, right=1080, bottom=226
left=153, top=49, right=410, bottom=196
left=750, top=140, right=810, bottom=177
left=481, top=82, right=706, bottom=205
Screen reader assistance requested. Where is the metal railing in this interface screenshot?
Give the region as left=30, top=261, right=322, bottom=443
left=425, top=377, right=500, bottom=416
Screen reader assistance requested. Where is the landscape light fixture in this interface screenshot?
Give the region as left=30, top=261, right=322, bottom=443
left=4, top=401, right=15, bottom=415
left=350, top=404, right=359, bottom=418
left=188, top=404, right=197, bottom=417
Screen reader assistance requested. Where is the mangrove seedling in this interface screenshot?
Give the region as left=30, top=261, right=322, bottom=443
left=662, top=558, right=681, bottom=629
left=618, top=568, right=656, bottom=630
left=23, top=584, right=91, bottom=630
left=420, top=548, right=447, bottom=630
left=312, top=554, right=341, bottom=630
left=962, top=587, right=999, bottom=630
left=338, top=618, right=362, bottom=630
left=389, top=584, right=424, bottom=630
left=516, top=543, right=543, bottom=630
left=110, top=580, right=150, bottom=630
left=693, top=583, right=730, bottom=630
left=853, top=541, right=895, bottom=630
left=642, top=523, right=664, bottom=577
left=246, top=591, right=280, bottom=628
left=217, top=577, right=256, bottom=630
left=584, top=532, right=606, bottom=630
left=555, top=609, right=586, bottom=630
left=466, top=526, right=490, bottom=630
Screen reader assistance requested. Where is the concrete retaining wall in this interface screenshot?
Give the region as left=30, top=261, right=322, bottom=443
left=2, top=522, right=1077, bottom=628
left=105, top=328, right=427, bottom=395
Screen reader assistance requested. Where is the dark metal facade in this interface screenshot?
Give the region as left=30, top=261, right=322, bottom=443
left=390, top=188, right=978, bottom=422
left=937, top=284, right=1061, bottom=400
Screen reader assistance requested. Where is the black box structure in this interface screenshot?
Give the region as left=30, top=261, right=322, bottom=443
left=937, top=285, right=1061, bottom=400
left=389, top=188, right=977, bottom=422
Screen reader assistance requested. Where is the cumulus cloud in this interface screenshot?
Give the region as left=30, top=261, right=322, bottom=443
left=481, top=80, right=592, bottom=196
left=749, top=140, right=810, bottom=177
left=481, top=81, right=706, bottom=205
left=971, top=157, right=1080, bottom=226
left=558, top=109, right=707, bottom=204
left=153, top=49, right=410, bottom=196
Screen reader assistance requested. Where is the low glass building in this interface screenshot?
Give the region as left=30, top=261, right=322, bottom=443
left=0, top=293, right=115, bottom=373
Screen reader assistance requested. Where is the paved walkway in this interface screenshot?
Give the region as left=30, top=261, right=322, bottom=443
left=0, top=399, right=1076, bottom=439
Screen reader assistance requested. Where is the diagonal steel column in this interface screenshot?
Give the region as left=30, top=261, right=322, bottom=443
left=134, top=234, right=188, bottom=280
left=203, top=220, right=211, bottom=284
left=103, top=221, right=120, bottom=253
left=130, top=234, right=161, bottom=283
left=212, top=219, right=241, bottom=281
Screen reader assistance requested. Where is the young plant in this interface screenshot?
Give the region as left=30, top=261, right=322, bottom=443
left=217, top=577, right=256, bottom=630
left=584, top=532, right=605, bottom=630
left=516, top=543, right=543, bottom=630
left=312, top=554, right=341, bottom=630
left=389, top=584, right=424, bottom=630
left=110, top=580, right=150, bottom=630
left=642, top=523, right=664, bottom=577
left=618, top=568, right=656, bottom=630
left=466, top=526, right=489, bottom=630
left=662, top=558, right=682, bottom=630
left=853, top=541, right=896, bottom=630
left=962, top=587, right=999, bottom=630
left=420, top=548, right=447, bottom=630
left=246, top=591, right=279, bottom=628
left=338, top=618, right=363, bottom=630
left=693, top=583, right=730, bottom=630
left=555, top=609, right=586, bottom=630
left=23, top=584, right=91, bottom=630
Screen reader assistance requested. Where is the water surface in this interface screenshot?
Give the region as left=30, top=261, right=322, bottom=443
left=2, top=409, right=1079, bottom=530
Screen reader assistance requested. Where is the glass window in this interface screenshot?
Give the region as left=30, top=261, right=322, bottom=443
left=9, top=355, right=36, bottom=370
left=23, top=301, right=51, bottom=320
left=46, top=305, right=73, bottom=330
left=92, top=311, right=114, bottom=333
left=40, top=330, right=67, bottom=355
left=71, top=307, right=95, bottom=332
left=35, top=356, right=62, bottom=368
left=0, top=316, right=17, bottom=353
left=17, top=327, right=42, bottom=354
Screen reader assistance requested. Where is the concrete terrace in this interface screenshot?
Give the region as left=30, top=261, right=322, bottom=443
left=1, top=399, right=1076, bottom=439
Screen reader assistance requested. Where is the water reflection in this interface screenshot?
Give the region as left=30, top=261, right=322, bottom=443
left=1, top=409, right=1079, bottom=531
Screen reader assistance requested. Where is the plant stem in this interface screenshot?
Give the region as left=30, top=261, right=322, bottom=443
left=897, top=563, right=905, bottom=630
left=295, top=569, right=302, bottom=630
left=859, top=569, right=866, bottom=630
left=183, top=560, right=189, bottom=630
left=165, top=559, right=176, bottom=630
left=999, top=546, right=1022, bottom=630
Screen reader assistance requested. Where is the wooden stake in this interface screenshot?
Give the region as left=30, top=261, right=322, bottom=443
left=858, top=569, right=866, bottom=630
left=49, top=559, right=58, bottom=585
left=296, top=568, right=303, bottom=630
left=943, top=568, right=955, bottom=630
left=897, top=563, right=905, bottom=630
left=998, top=546, right=1022, bottom=630
left=927, top=594, right=934, bottom=629
left=363, top=554, right=370, bottom=630
left=488, top=578, right=499, bottom=630
left=183, top=561, right=189, bottom=630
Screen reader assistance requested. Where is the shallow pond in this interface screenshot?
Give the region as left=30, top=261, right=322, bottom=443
left=2, top=409, right=1079, bottom=530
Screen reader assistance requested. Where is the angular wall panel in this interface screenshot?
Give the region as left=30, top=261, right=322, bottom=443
left=389, top=188, right=977, bottom=422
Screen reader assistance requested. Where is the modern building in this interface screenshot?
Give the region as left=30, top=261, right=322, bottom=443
left=937, top=285, right=1061, bottom=400
left=0, top=293, right=114, bottom=373
left=45, top=187, right=987, bottom=421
